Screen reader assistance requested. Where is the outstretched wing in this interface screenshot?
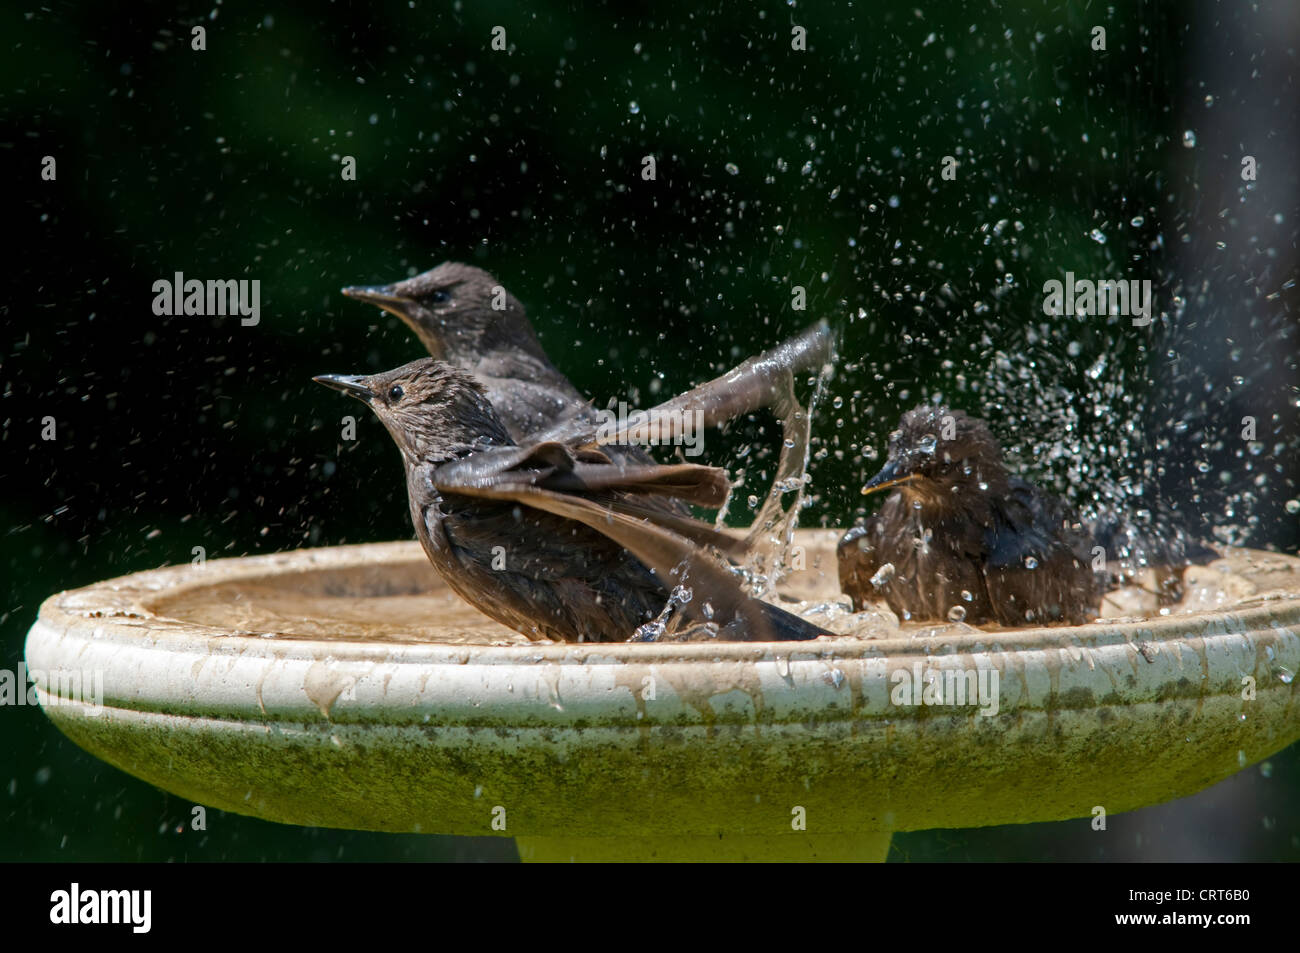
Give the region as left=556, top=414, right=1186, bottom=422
left=529, top=321, right=836, bottom=448
left=433, top=440, right=746, bottom=559
left=434, top=440, right=727, bottom=503
left=431, top=461, right=825, bottom=642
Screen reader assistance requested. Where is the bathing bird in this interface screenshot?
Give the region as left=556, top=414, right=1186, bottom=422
left=838, top=406, right=1216, bottom=626
left=342, top=261, right=834, bottom=447
left=343, top=261, right=835, bottom=535
left=838, top=406, right=1102, bottom=626
left=315, top=358, right=828, bottom=643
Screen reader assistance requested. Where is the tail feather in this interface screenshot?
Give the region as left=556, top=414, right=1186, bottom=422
left=1087, top=505, right=1217, bottom=604
left=1088, top=507, right=1217, bottom=572
left=753, top=599, right=825, bottom=641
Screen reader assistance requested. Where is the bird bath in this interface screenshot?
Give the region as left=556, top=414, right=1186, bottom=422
left=23, top=530, right=1300, bottom=861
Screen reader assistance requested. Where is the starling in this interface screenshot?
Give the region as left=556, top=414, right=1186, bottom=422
left=343, top=261, right=834, bottom=465
left=838, top=406, right=1219, bottom=626
left=343, top=263, right=591, bottom=441
left=315, top=358, right=828, bottom=643
left=344, top=261, right=835, bottom=555
left=837, top=406, right=1101, bottom=626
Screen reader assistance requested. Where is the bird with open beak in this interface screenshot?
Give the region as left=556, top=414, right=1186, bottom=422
left=315, top=358, right=829, bottom=643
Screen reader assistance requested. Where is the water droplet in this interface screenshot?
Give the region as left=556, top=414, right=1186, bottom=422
left=870, top=563, right=896, bottom=588
left=918, top=434, right=937, bottom=454
left=1024, top=556, right=1039, bottom=570
left=724, top=162, right=739, bottom=175
left=1284, top=499, right=1299, bottom=515
left=1182, top=129, right=1196, bottom=148
left=1130, top=215, right=1145, bottom=227
left=1089, top=228, right=1107, bottom=244
left=961, top=590, right=973, bottom=602
left=1277, top=667, right=1295, bottom=685
left=947, top=605, right=966, bottom=622
left=634, top=619, right=665, bottom=641
left=628, top=101, right=640, bottom=115
left=1203, top=94, right=1215, bottom=107
left=1259, top=760, right=1273, bottom=778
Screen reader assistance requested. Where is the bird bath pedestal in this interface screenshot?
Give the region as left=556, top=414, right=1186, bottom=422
left=24, top=531, right=1300, bottom=861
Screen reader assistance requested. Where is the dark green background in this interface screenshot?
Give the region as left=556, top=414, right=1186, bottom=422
left=2, top=0, right=1296, bottom=860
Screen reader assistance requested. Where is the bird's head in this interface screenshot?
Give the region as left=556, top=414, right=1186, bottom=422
left=862, top=406, right=1009, bottom=502
left=342, top=262, right=543, bottom=364
left=314, top=358, right=512, bottom=464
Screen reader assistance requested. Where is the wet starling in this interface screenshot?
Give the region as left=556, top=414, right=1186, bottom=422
left=315, top=358, right=828, bottom=643
left=837, top=406, right=1101, bottom=626
left=344, top=261, right=835, bottom=546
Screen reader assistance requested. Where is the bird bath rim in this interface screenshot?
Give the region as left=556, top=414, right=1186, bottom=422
left=23, top=532, right=1300, bottom=859
left=30, top=532, right=1300, bottom=660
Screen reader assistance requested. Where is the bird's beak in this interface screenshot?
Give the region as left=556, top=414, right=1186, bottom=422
left=342, top=284, right=416, bottom=320
left=312, top=374, right=374, bottom=402
left=861, top=457, right=915, bottom=496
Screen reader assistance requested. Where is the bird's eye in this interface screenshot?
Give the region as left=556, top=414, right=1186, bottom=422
left=430, top=290, right=451, bottom=304
left=388, top=385, right=404, bottom=401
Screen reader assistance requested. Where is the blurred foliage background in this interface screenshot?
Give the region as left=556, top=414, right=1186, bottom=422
left=2, top=0, right=1296, bottom=860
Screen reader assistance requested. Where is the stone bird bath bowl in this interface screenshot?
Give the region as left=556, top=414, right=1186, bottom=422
left=23, top=530, right=1300, bottom=861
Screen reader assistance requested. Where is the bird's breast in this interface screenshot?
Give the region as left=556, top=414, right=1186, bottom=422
left=867, top=497, right=993, bottom=622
